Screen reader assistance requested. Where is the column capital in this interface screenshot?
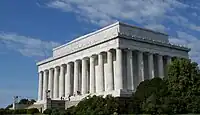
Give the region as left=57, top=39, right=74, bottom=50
left=99, top=51, right=106, bottom=54
left=155, top=53, right=164, bottom=56
left=82, top=57, right=89, bottom=61
left=44, top=69, right=49, bottom=72
left=146, top=52, right=154, bottom=56
left=116, top=47, right=121, bottom=50
left=49, top=68, right=54, bottom=71
left=39, top=71, right=44, bottom=74
left=123, top=48, right=131, bottom=52
left=98, top=52, right=105, bottom=57
left=61, top=64, right=67, bottom=67
left=75, top=59, right=81, bottom=62
left=55, top=66, right=60, bottom=70
left=159, top=53, right=164, bottom=56
left=90, top=54, right=97, bottom=58
left=166, top=55, right=172, bottom=58
left=90, top=55, right=96, bottom=60
left=116, top=47, right=125, bottom=51
left=107, top=48, right=115, bottom=52
left=136, top=50, right=144, bottom=53
left=116, top=47, right=130, bottom=51
left=68, top=61, right=74, bottom=65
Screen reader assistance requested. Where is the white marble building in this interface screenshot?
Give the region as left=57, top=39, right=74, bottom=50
left=36, top=22, right=190, bottom=103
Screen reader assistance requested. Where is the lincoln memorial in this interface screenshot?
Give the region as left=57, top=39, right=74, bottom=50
left=35, top=22, right=190, bottom=106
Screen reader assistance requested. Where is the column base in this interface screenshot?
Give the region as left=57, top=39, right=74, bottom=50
left=69, top=89, right=134, bottom=101
left=37, top=89, right=134, bottom=102
left=31, top=89, right=135, bottom=111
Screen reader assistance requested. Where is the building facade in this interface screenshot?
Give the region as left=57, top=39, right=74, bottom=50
left=36, top=22, right=190, bottom=104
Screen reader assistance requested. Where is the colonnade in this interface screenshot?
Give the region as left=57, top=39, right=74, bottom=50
left=38, top=48, right=171, bottom=101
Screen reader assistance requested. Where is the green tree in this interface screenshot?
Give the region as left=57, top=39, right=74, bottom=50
left=12, top=109, right=27, bottom=114
left=167, top=58, right=200, bottom=96
left=131, top=77, right=169, bottom=114
left=18, top=98, right=36, bottom=105
left=166, top=58, right=200, bottom=113
left=43, top=108, right=52, bottom=114
left=27, top=108, right=39, bottom=114
left=18, top=99, right=29, bottom=104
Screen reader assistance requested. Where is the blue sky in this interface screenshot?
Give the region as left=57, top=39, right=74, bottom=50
left=0, top=0, right=200, bottom=108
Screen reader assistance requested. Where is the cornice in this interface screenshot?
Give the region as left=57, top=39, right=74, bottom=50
left=118, top=33, right=190, bottom=52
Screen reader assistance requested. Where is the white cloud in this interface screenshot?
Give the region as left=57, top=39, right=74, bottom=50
left=46, top=0, right=72, bottom=12
left=0, top=32, right=60, bottom=58
left=44, top=0, right=200, bottom=32
left=169, top=31, right=200, bottom=64
left=45, top=0, right=188, bottom=26
left=168, top=15, right=200, bottom=32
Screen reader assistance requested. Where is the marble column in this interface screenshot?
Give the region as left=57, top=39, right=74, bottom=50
left=43, top=70, right=48, bottom=100
left=48, top=68, right=54, bottom=98
left=107, top=50, right=114, bottom=91
left=115, top=48, right=123, bottom=90
left=53, top=67, right=59, bottom=99
left=158, top=55, right=164, bottom=78
left=148, top=53, right=155, bottom=79
left=81, top=58, right=87, bottom=94
left=165, top=56, right=172, bottom=77
left=127, top=50, right=134, bottom=90
left=138, top=51, right=144, bottom=82
left=74, top=60, right=80, bottom=95
left=90, top=56, right=95, bottom=93
left=97, top=53, right=104, bottom=92
left=59, top=65, right=65, bottom=98
left=166, top=56, right=172, bottom=65
left=38, top=71, right=43, bottom=101
left=65, top=63, right=72, bottom=97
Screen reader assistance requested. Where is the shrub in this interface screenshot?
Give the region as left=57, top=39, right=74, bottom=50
left=43, top=108, right=52, bottom=114
left=27, top=108, right=39, bottom=114
left=12, top=109, right=27, bottom=114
